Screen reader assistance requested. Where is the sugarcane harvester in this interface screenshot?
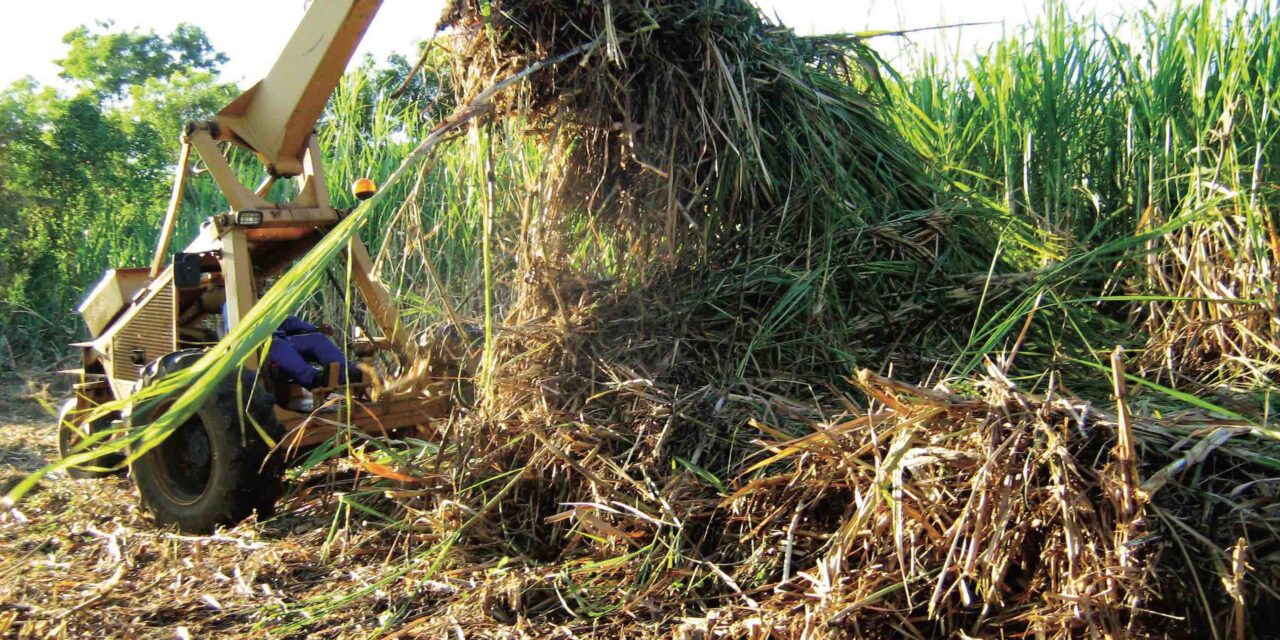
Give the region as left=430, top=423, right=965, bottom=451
left=57, top=0, right=450, bottom=533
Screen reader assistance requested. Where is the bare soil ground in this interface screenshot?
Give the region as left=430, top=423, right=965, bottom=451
left=0, top=375, right=401, bottom=639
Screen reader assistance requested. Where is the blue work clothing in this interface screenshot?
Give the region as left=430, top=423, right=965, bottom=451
left=268, top=316, right=357, bottom=389
left=274, top=316, right=321, bottom=339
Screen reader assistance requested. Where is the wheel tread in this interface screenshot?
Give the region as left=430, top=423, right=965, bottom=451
left=129, top=353, right=284, bottom=533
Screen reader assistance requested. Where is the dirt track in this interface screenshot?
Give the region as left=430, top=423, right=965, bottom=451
left=0, top=376, right=399, bottom=639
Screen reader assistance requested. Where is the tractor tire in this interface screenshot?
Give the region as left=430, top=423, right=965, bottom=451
left=57, top=398, right=125, bottom=479
left=128, top=351, right=285, bottom=534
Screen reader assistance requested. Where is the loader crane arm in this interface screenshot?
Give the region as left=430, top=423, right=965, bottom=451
left=109, top=0, right=419, bottom=399
left=62, top=0, right=458, bottom=534
left=214, top=0, right=380, bottom=179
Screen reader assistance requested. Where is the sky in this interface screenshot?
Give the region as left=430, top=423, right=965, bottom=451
left=0, top=0, right=1161, bottom=89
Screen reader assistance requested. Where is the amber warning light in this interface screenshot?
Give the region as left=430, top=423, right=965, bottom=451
left=352, top=178, right=377, bottom=201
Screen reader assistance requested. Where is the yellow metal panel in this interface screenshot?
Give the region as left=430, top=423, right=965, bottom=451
left=348, top=237, right=419, bottom=360
left=108, top=277, right=177, bottom=382
left=189, top=130, right=272, bottom=211
left=215, top=0, right=383, bottom=176
left=78, top=268, right=153, bottom=338
left=221, top=229, right=258, bottom=332
left=279, top=394, right=451, bottom=449
left=150, top=141, right=193, bottom=278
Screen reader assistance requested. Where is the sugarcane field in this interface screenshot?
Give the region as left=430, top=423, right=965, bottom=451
left=0, top=0, right=1278, bottom=637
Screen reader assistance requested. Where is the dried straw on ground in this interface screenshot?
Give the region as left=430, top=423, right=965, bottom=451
left=5, top=366, right=1277, bottom=638
left=369, top=365, right=1278, bottom=638
left=7, top=0, right=1278, bottom=637
left=317, top=1, right=1280, bottom=637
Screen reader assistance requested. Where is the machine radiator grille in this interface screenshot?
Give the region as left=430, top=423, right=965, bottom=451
left=111, top=282, right=176, bottom=382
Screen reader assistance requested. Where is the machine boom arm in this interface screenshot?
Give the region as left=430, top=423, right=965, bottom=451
left=214, top=0, right=383, bottom=177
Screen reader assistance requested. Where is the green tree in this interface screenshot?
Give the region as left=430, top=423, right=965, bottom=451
left=56, top=22, right=227, bottom=99
left=0, top=23, right=234, bottom=360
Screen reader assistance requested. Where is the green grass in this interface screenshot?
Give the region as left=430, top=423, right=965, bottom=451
left=889, top=0, right=1279, bottom=394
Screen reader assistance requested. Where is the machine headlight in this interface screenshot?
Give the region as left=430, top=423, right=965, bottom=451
left=236, top=210, right=264, bottom=226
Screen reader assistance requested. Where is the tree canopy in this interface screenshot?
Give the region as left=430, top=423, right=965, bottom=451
left=0, top=21, right=432, bottom=362
left=0, top=23, right=234, bottom=358
left=56, top=21, right=227, bottom=99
